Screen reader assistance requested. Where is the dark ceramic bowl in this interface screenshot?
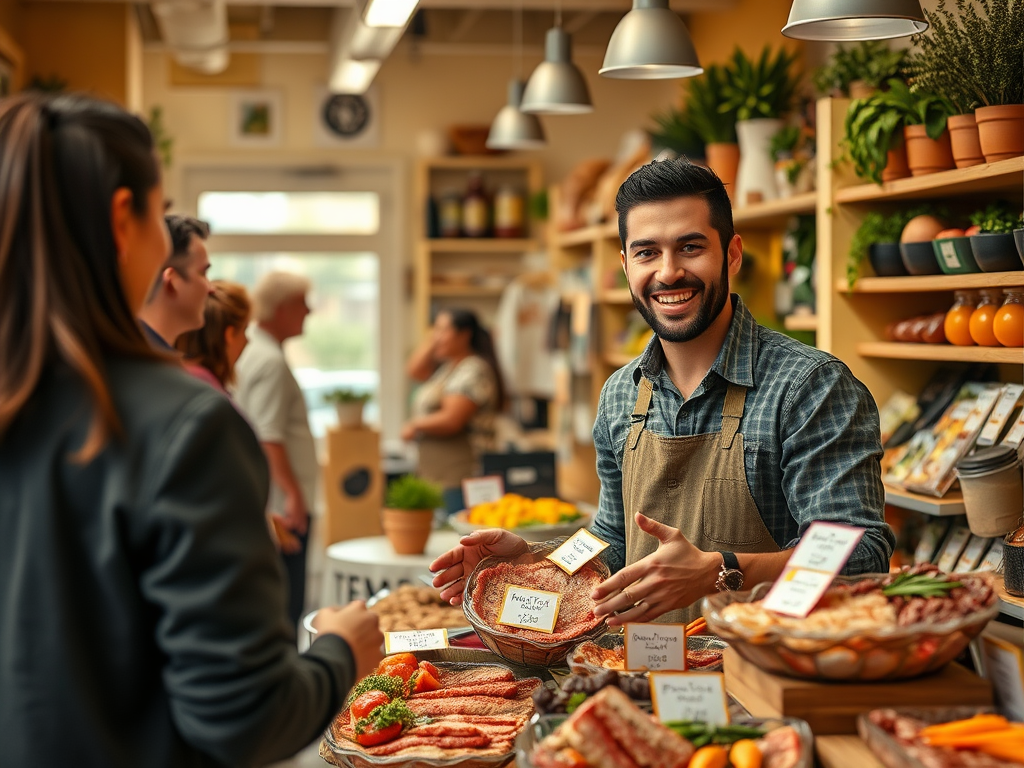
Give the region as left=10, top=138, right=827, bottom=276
left=1012, top=228, right=1023, bottom=261
left=900, top=241, right=943, bottom=276
left=869, top=242, right=908, bottom=277
left=933, top=237, right=981, bottom=274
left=970, top=233, right=1023, bottom=272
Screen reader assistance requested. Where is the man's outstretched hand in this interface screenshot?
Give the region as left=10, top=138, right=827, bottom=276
left=429, top=529, right=529, bottom=605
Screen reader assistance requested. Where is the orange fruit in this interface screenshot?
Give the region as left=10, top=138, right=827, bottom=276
left=994, top=302, right=1024, bottom=347
left=944, top=306, right=976, bottom=346
left=969, top=302, right=1001, bottom=346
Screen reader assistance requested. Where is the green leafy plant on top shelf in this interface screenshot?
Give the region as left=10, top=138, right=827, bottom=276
left=769, top=125, right=801, bottom=160
left=846, top=205, right=937, bottom=288
left=682, top=64, right=737, bottom=144
left=385, top=475, right=444, bottom=511
left=647, top=105, right=705, bottom=159
left=323, top=388, right=373, bottom=405
left=909, top=0, right=1024, bottom=110
left=720, top=45, right=800, bottom=122
left=813, top=40, right=908, bottom=96
left=969, top=201, right=1020, bottom=234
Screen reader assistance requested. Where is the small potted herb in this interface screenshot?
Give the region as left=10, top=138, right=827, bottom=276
left=813, top=40, right=908, bottom=99
left=884, top=80, right=956, bottom=177
left=843, top=90, right=909, bottom=185
left=846, top=205, right=937, bottom=287
left=968, top=201, right=1024, bottom=272
left=647, top=105, right=705, bottom=162
left=769, top=125, right=811, bottom=198
left=324, top=388, right=372, bottom=429
left=681, top=64, right=739, bottom=189
left=382, top=475, right=444, bottom=555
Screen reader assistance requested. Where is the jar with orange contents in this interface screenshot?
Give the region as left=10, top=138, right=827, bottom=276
left=969, top=290, right=1002, bottom=346
left=944, top=290, right=978, bottom=346
left=993, top=290, right=1024, bottom=347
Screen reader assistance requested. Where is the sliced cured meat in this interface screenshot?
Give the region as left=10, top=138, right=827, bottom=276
left=410, top=681, right=520, bottom=700
left=686, top=648, right=723, bottom=670
left=364, top=734, right=493, bottom=756
left=590, top=686, right=692, bottom=768
left=572, top=641, right=625, bottom=670
left=437, top=667, right=516, bottom=687
left=563, top=704, right=637, bottom=768
left=471, top=560, right=604, bottom=642
left=407, top=694, right=536, bottom=719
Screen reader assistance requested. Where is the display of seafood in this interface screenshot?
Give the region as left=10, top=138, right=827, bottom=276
left=324, top=654, right=540, bottom=765
left=863, top=709, right=1024, bottom=768
left=368, top=585, right=468, bottom=632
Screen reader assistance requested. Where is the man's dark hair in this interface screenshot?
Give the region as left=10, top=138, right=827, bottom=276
left=147, top=215, right=210, bottom=303
left=615, top=159, right=735, bottom=255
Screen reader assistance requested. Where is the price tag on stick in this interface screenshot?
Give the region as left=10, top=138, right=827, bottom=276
left=384, top=629, right=450, bottom=654
left=547, top=529, right=610, bottom=575
left=650, top=673, right=730, bottom=726
left=461, top=476, right=505, bottom=509
left=624, top=623, right=687, bottom=671
left=496, top=585, right=561, bottom=634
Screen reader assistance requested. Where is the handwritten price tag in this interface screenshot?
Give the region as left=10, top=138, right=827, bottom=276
left=624, top=623, right=686, bottom=671
left=384, top=629, right=450, bottom=654
left=461, top=476, right=505, bottom=509
left=762, top=522, right=864, bottom=618
left=650, top=673, right=730, bottom=726
left=496, top=585, right=561, bottom=634
left=547, top=529, right=610, bottom=575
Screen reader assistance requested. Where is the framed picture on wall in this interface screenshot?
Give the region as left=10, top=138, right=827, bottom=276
left=228, top=89, right=283, bottom=147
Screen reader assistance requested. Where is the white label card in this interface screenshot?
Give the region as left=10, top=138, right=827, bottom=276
left=982, top=636, right=1024, bottom=722
left=762, top=522, right=865, bottom=618
left=384, top=629, right=449, bottom=654
left=461, top=476, right=505, bottom=509
left=650, top=673, right=730, bottom=726
left=496, top=585, right=561, bottom=634
left=624, top=623, right=686, bottom=671
left=546, top=529, right=610, bottom=574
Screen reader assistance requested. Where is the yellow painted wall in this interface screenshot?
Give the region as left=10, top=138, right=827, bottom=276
left=689, top=0, right=804, bottom=71
left=0, top=0, right=19, bottom=39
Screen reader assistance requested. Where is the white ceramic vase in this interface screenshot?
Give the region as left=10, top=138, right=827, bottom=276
left=735, top=118, right=783, bottom=207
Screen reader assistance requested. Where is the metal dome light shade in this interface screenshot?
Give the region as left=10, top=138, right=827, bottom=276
left=487, top=80, right=547, bottom=150
left=520, top=27, right=593, bottom=115
left=782, top=0, right=928, bottom=41
left=600, top=0, right=703, bottom=80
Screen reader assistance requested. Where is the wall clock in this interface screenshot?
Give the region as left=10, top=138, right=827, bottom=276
left=322, top=93, right=371, bottom=138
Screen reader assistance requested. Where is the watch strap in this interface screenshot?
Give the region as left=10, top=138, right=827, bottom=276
left=719, top=551, right=740, bottom=572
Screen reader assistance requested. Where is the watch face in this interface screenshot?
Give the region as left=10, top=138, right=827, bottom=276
left=723, top=570, right=744, bottom=591
left=322, top=93, right=371, bottom=137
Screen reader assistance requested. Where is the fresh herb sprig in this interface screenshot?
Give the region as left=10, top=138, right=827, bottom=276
left=347, top=674, right=407, bottom=705
left=665, top=721, right=766, bottom=748
left=564, top=692, right=588, bottom=714
left=353, top=699, right=424, bottom=735
left=883, top=572, right=962, bottom=598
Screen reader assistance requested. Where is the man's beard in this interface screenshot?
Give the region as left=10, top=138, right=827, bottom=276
left=630, top=259, right=729, bottom=343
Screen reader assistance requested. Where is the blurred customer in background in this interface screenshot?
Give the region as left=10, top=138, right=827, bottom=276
left=234, top=272, right=317, bottom=629
left=403, top=308, right=505, bottom=513
left=0, top=93, right=381, bottom=768
left=176, top=280, right=252, bottom=394
left=137, top=214, right=214, bottom=350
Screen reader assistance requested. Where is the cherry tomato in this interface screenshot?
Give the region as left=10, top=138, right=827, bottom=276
left=356, top=722, right=403, bottom=747
left=410, top=669, right=441, bottom=694
left=377, top=653, right=418, bottom=682
left=418, top=661, right=440, bottom=680
left=350, top=691, right=390, bottom=722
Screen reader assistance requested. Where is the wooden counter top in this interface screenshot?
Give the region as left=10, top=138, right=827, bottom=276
left=816, top=735, right=884, bottom=768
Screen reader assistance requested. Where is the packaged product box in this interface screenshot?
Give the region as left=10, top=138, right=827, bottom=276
left=954, top=534, right=990, bottom=573
left=1000, top=407, right=1024, bottom=450
left=976, top=539, right=1005, bottom=572
left=883, top=430, right=937, bottom=487
left=914, top=520, right=952, bottom=565
left=936, top=525, right=972, bottom=573
left=978, top=384, right=1023, bottom=446
left=877, top=390, right=921, bottom=446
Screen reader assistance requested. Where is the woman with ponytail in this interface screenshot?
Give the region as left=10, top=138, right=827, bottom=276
left=403, top=308, right=506, bottom=513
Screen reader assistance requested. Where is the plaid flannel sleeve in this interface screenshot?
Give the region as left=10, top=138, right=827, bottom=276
left=590, top=376, right=628, bottom=574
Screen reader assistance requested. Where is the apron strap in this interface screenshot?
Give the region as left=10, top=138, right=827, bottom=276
left=720, top=382, right=747, bottom=450
left=627, top=376, right=655, bottom=451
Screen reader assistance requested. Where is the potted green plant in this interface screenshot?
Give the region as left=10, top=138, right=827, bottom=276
left=813, top=40, right=908, bottom=99
left=846, top=205, right=936, bottom=286
left=680, top=64, right=739, bottom=189
left=647, top=105, right=705, bottom=162
left=382, top=475, right=444, bottom=555
left=843, top=91, right=909, bottom=185
left=324, top=388, right=372, bottom=429
left=968, top=201, right=1023, bottom=272
left=719, top=45, right=799, bottom=206
left=768, top=125, right=811, bottom=198
left=883, top=80, right=956, bottom=176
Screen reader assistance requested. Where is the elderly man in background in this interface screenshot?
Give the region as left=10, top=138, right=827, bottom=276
left=138, top=215, right=213, bottom=350
left=235, top=272, right=317, bottom=630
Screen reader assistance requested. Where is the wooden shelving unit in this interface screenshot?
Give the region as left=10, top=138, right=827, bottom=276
left=429, top=285, right=505, bottom=297
left=425, top=238, right=539, bottom=254
left=884, top=485, right=965, bottom=516
left=553, top=222, right=617, bottom=249
left=599, top=288, right=633, bottom=304
left=783, top=313, right=818, bottom=332
left=856, top=342, right=1024, bottom=364
left=603, top=351, right=636, bottom=369
left=835, top=156, right=1024, bottom=204
left=996, top=575, right=1024, bottom=621
left=841, top=272, right=1024, bottom=293
left=733, top=191, right=817, bottom=228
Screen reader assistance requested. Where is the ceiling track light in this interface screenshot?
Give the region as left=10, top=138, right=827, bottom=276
left=600, top=0, right=703, bottom=80
left=782, top=0, right=928, bottom=41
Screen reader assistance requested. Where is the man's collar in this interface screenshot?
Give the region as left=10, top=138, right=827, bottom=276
left=631, top=294, right=757, bottom=389
left=139, top=319, right=175, bottom=352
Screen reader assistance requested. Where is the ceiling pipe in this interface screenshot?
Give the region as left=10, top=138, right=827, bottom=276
left=151, top=0, right=230, bottom=75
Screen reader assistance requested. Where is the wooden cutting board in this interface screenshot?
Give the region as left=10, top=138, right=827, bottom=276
left=723, top=647, right=992, bottom=735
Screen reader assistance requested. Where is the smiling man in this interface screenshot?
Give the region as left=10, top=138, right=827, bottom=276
left=429, top=159, right=894, bottom=624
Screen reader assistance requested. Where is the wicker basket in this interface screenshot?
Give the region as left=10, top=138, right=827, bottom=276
left=462, top=538, right=610, bottom=668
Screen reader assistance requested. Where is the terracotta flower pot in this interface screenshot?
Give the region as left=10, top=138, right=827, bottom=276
left=975, top=104, right=1024, bottom=163
left=881, top=140, right=910, bottom=183
left=705, top=142, right=740, bottom=195
left=381, top=508, right=434, bottom=555
left=904, top=125, right=954, bottom=176
left=947, top=113, right=985, bottom=168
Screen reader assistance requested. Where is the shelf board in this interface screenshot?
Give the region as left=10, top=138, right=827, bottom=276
left=816, top=736, right=883, bottom=768
left=552, top=222, right=618, bottom=249
left=836, top=156, right=1024, bottom=204
left=733, top=191, right=817, bottom=228
left=424, top=238, right=538, bottom=253
left=430, top=286, right=505, bottom=297
left=423, top=156, right=538, bottom=171
left=842, top=271, right=1024, bottom=294
left=599, top=288, right=633, bottom=304
left=884, top=485, right=965, bottom=516
left=783, top=313, right=818, bottom=332
left=603, top=352, right=636, bottom=369
left=856, top=341, right=1024, bottom=364
left=995, top=575, right=1024, bottom=621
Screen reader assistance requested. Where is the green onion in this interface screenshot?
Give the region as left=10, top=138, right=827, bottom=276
left=883, top=573, right=962, bottom=599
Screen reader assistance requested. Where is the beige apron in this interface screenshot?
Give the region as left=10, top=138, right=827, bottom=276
left=622, top=377, right=781, bottom=624
left=414, top=364, right=477, bottom=489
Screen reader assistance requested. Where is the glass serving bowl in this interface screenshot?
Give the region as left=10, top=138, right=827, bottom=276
left=462, top=539, right=611, bottom=668
left=515, top=713, right=815, bottom=768
left=857, top=706, right=999, bottom=768
left=701, top=575, right=999, bottom=681
left=567, top=632, right=729, bottom=675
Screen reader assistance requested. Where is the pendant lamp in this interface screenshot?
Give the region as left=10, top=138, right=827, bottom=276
left=488, top=80, right=547, bottom=150
left=600, top=0, right=702, bottom=79
left=521, top=26, right=593, bottom=115
left=782, top=0, right=928, bottom=41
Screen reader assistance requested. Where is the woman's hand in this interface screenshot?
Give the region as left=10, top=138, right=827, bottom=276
left=429, top=529, right=529, bottom=605
left=312, top=601, right=384, bottom=680
left=400, top=421, right=418, bottom=441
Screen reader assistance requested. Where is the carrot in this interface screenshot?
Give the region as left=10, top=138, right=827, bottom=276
left=976, top=736, right=1024, bottom=762
left=685, top=618, right=707, bottom=637
left=688, top=745, right=728, bottom=768
left=919, top=714, right=1008, bottom=740
left=729, top=738, right=763, bottom=768
left=925, top=727, right=1024, bottom=748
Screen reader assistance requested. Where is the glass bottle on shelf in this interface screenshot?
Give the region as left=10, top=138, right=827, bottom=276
left=462, top=172, right=490, bottom=238
left=969, top=290, right=1002, bottom=347
left=944, top=290, right=978, bottom=346
left=438, top=193, right=462, bottom=238
left=493, top=185, right=524, bottom=239
left=993, top=289, right=1024, bottom=347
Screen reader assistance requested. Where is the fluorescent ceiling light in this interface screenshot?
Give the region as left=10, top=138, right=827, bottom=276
left=330, top=58, right=381, bottom=94
left=348, top=17, right=405, bottom=60
left=364, top=0, right=419, bottom=29
left=782, top=0, right=928, bottom=40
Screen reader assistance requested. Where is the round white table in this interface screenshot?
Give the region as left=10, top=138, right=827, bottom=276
left=321, top=531, right=461, bottom=607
